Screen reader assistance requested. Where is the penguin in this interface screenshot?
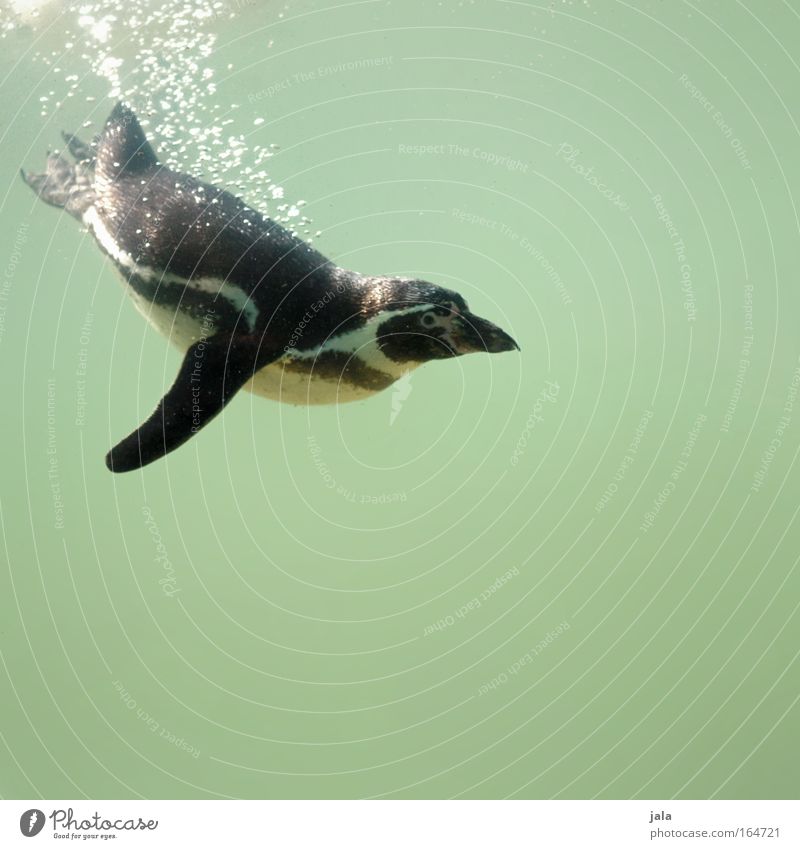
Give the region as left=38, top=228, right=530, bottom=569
left=22, top=103, right=519, bottom=472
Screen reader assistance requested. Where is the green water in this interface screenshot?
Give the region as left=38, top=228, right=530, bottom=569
left=0, top=0, right=798, bottom=799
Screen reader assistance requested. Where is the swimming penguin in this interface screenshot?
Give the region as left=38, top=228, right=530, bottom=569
left=22, top=104, right=519, bottom=472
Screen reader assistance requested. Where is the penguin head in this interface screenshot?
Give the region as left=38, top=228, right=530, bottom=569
left=373, top=279, right=519, bottom=365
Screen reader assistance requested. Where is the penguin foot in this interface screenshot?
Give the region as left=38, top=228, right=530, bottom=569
left=61, top=130, right=96, bottom=165
left=20, top=153, right=75, bottom=208
left=21, top=142, right=95, bottom=218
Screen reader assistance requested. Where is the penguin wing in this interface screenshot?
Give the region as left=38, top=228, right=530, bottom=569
left=106, top=332, right=282, bottom=473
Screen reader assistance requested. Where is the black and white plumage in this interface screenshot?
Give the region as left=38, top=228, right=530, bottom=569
left=22, top=104, right=519, bottom=472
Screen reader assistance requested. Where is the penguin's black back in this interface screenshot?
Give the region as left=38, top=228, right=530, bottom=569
left=93, top=105, right=367, bottom=344
left=98, top=148, right=332, bottom=285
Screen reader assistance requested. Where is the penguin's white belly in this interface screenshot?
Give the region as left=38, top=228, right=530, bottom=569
left=127, top=287, right=213, bottom=349
left=248, top=317, right=417, bottom=406
left=245, top=361, right=382, bottom=405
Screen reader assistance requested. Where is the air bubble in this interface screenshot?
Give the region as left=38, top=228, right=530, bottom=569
left=29, top=0, right=315, bottom=236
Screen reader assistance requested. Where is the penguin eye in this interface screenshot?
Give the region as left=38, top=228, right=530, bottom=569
left=421, top=312, right=438, bottom=328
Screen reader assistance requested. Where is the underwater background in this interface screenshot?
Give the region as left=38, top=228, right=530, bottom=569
left=0, top=0, right=798, bottom=799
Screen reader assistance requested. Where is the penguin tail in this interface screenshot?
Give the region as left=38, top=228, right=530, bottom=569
left=95, top=102, right=159, bottom=182
left=21, top=131, right=96, bottom=218
left=22, top=104, right=158, bottom=215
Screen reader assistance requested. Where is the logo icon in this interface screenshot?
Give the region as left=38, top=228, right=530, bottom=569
left=19, top=809, right=45, bottom=837
left=390, top=372, right=413, bottom=426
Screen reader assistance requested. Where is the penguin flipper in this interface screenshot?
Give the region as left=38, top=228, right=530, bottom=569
left=106, top=333, right=281, bottom=473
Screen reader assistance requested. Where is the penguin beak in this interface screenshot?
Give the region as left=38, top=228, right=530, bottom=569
left=452, top=312, right=520, bottom=355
